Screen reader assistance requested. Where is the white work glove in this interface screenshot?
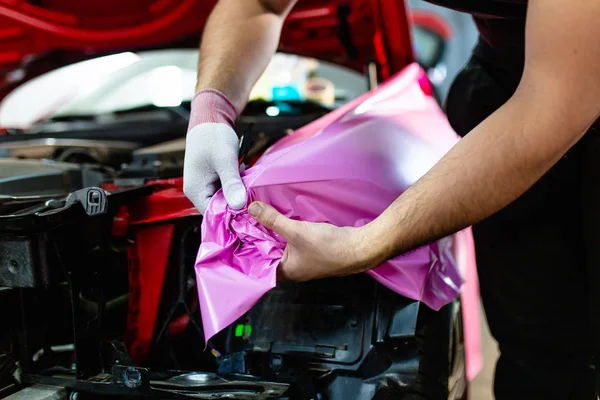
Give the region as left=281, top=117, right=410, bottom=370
left=183, top=89, right=248, bottom=214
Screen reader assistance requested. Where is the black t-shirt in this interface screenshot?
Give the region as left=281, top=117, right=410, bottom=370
left=422, top=0, right=529, bottom=135
left=427, top=0, right=599, bottom=143
left=426, top=0, right=527, bottom=56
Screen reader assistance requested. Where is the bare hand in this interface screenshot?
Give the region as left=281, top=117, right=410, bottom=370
left=248, top=201, right=373, bottom=281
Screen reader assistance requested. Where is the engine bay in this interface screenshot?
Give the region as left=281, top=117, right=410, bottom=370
left=0, top=158, right=462, bottom=399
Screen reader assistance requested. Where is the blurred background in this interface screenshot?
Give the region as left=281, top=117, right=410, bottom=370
left=408, top=0, right=478, bottom=103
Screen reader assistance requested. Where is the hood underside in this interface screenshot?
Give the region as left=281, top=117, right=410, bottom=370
left=0, top=0, right=413, bottom=101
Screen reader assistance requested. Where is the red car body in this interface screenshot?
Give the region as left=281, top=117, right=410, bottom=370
left=0, top=0, right=412, bottom=102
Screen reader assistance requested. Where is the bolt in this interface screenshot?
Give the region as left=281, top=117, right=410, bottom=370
left=123, top=367, right=142, bottom=388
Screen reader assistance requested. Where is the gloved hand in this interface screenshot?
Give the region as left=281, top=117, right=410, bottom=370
left=183, top=89, right=247, bottom=214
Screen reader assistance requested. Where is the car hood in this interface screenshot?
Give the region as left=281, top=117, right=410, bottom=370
left=0, top=0, right=413, bottom=99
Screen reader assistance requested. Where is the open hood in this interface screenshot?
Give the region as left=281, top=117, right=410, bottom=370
left=0, top=0, right=413, bottom=100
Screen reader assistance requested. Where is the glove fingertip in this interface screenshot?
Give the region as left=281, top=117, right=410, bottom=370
left=223, top=184, right=248, bottom=210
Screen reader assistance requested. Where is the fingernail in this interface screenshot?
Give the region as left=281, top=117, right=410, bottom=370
left=248, top=202, right=262, bottom=217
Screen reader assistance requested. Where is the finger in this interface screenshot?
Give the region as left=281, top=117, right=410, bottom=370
left=214, top=154, right=247, bottom=210
left=248, top=201, right=299, bottom=240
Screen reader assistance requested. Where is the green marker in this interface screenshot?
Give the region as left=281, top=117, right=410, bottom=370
left=234, top=324, right=253, bottom=338
left=235, top=324, right=244, bottom=337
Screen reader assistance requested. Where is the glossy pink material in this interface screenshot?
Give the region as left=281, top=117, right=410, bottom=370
left=195, top=63, right=483, bottom=378
left=454, top=229, right=483, bottom=380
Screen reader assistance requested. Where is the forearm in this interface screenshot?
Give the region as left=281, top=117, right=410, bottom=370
left=196, top=0, right=296, bottom=113
left=361, top=91, right=593, bottom=267
left=355, top=0, right=600, bottom=269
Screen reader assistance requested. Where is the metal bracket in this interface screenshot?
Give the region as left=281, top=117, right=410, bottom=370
left=43, top=187, right=107, bottom=217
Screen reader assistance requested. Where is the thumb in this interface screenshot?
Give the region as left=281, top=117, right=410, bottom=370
left=215, top=156, right=247, bottom=210
left=248, top=201, right=298, bottom=240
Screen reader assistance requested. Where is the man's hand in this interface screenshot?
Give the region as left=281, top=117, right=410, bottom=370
left=184, top=123, right=247, bottom=214
left=184, top=89, right=247, bottom=214
left=248, top=202, right=374, bottom=281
